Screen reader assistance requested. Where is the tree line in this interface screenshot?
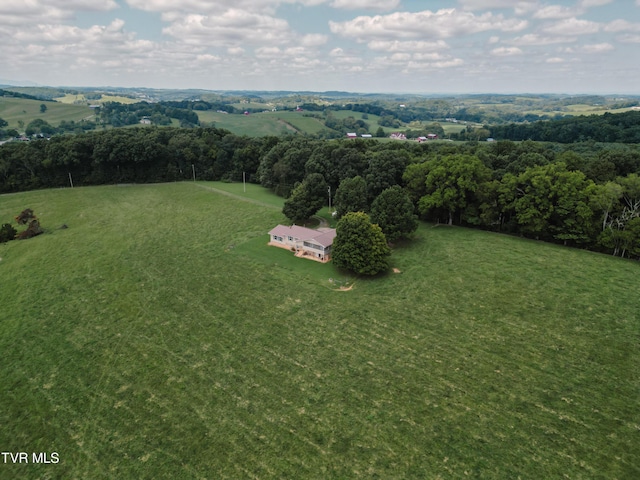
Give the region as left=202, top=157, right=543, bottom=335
left=1, top=127, right=639, bottom=258
left=489, top=111, right=640, bottom=144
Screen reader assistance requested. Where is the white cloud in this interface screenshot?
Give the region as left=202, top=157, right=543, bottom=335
left=511, top=33, right=576, bottom=45
left=581, top=42, right=613, bottom=53
left=402, top=58, right=464, bottom=71
left=546, top=57, right=564, bottom=63
left=330, top=0, right=400, bottom=10
left=533, top=5, right=576, bottom=20
left=458, top=0, right=540, bottom=15
left=196, top=54, right=220, bottom=62
left=617, top=34, right=640, bottom=43
left=329, top=9, right=527, bottom=41
left=0, top=0, right=118, bottom=26
left=126, top=0, right=326, bottom=15
left=367, top=40, right=449, bottom=52
left=604, top=20, right=640, bottom=33
left=13, top=19, right=130, bottom=45
left=578, top=0, right=613, bottom=7
left=491, top=46, right=523, bottom=56
left=413, top=52, right=450, bottom=61
left=301, top=33, right=328, bottom=46
left=540, top=18, right=600, bottom=36
left=162, top=10, right=294, bottom=47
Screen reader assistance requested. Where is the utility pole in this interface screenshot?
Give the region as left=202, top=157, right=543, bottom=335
left=68, top=172, right=74, bottom=188
left=192, top=164, right=195, bottom=182
left=243, top=171, right=246, bottom=193
left=328, top=186, right=331, bottom=212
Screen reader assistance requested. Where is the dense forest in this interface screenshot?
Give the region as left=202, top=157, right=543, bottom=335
left=489, top=111, right=640, bottom=143
left=1, top=125, right=639, bottom=258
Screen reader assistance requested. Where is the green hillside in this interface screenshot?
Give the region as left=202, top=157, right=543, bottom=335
left=0, top=183, right=638, bottom=478
left=0, top=97, right=93, bottom=131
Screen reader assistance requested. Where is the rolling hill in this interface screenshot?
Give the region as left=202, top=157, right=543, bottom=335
left=0, top=182, right=637, bottom=478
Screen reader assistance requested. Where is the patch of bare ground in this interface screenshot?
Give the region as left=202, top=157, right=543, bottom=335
left=336, top=284, right=354, bottom=291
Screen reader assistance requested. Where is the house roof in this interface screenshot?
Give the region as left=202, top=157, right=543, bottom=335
left=269, top=224, right=336, bottom=247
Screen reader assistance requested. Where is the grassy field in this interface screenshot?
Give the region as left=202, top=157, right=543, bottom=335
left=0, top=97, right=93, bottom=130
left=0, top=182, right=638, bottom=479
left=196, top=111, right=297, bottom=136
left=54, top=94, right=139, bottom=105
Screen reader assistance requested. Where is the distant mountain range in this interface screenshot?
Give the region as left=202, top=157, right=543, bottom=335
left=0, top=79, right=41, bottom=87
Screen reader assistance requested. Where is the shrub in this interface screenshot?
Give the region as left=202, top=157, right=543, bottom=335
left=0, top=223, right=17, bottom=243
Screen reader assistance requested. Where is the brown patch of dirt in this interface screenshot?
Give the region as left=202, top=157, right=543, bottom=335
left=393, top=268, right=401, bottom=273
left=335, top=284, right=354, bottom=291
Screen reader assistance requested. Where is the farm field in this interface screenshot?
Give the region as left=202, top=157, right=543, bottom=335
left=196, top=110, right=297, bottom=136
left=0, top=182, right=638, bottom=479
left=0, top=97, right=93, bottom=130
left=54, top=94, right=139, bottom=105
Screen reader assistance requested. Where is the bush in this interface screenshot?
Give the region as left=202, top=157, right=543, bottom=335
left=0, top=223, right=17, bottom=243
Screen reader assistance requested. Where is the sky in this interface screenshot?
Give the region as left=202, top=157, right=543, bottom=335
left=0, top=0, right=639, bottom=94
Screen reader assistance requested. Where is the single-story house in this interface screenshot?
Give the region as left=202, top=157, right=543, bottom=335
left=268, top=224, right=337, bottom=263
left=346, top=132, right=358, bottom=139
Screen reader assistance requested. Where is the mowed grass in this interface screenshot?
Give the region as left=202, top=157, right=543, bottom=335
left=0, top=183, right=638, bottom=479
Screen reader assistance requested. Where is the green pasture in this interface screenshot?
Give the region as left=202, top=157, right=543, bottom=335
left=229, top=102, right=272, bottom=110
left=196, top=111, right=296, bottom=136
left=0, top=183, right=638, bottom=478
left=55, top=94, right=139, bottom=105
left=196, top=110, right=326, bottom=137
left=193, top=181, right=288, bottom=209
left=272, top=112, right=326, bottom=135
left=0, top=97, right=93, bottom=130
left=54, top=94, right=89, bottom=105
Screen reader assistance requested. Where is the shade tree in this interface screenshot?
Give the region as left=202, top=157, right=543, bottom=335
left=333, top=176, right=368, bottom=220
left=332, top=211, right=390, bottom=276
left=282, top=173, right=329, bottom=224
left=370, top=186, right=418, bottom=242
left=418, top=154, right=492, bottom=225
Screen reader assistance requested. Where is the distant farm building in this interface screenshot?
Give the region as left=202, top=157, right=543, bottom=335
left=389, top=132, right=406, bottom=140
left=268, top=225, right=336, bottom=263
left=346, top=132, right=358, bottom=139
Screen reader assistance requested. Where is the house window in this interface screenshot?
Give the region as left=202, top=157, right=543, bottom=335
left=303, top=241, right=322, bottom=251
left=273, top=235, right=283, bottom=242
left=288, top=236, right=293, bottom=241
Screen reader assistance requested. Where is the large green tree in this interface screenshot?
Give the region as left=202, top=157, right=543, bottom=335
left=332, top=212, right=390, bottom=275
left=282, top=173, right=328, bottom=224
left=364, top=149, right=410, bottom=202
left=499, top=163, right=596, bottom=244
left=418, top=154, right=492, bottom=225
left=370, top=186, right=418, bottom=242
left=334, top=175, right=368, bottom=219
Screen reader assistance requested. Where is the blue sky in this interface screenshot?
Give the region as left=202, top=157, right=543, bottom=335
left=1, top=0, right=639, bottom=93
